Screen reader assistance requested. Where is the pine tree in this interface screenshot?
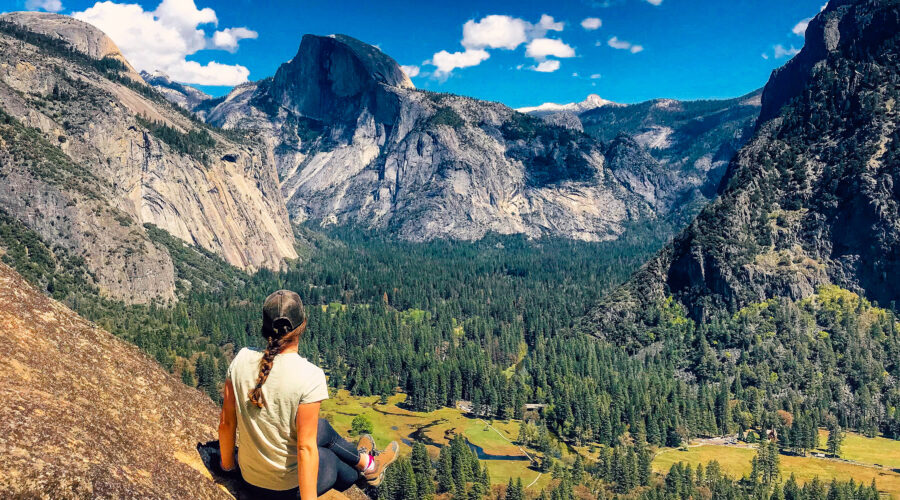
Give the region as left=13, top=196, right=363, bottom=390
left=612, top=446, right=628, bottom=494
left=637, top=441, right=652, bottom=486
left=754, top=440, right=780, bottom=485
left=572, top=454, right=584, bottom=484
left=715, top=382, right=732, bottom=435
left=827, top=420, right=844, bottom=457
left=784, top=474, right=801, bottom=500
left=438, top=445, right=454, bottom=493
left=750, top=455, right=761, bottom=486
left=395, top=458, right=417, bottom=500
left=411, top=442, right=435, bottom=499
left=505, top=477, right=523, bottom=500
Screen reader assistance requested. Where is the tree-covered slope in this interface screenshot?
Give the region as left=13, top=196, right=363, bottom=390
left=591, top=0, right=900, bottom=331
left=586, top=0, right=900, bottom=438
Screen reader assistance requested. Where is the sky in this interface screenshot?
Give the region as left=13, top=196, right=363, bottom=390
left=6, top=0, right=827, bottom=108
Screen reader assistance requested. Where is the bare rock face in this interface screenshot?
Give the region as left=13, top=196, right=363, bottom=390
left=540, top=111, right=584, bottom=132
left=0, top=14, right=297, bottom=303
left=0, top=12, right=144, bottom=83
left=589, top=0, right=900, bottom=339
left=140, top=70, right=211, bottom=109
left=577, top=91, right=761, bottom=216
left=270, top=34, right=414, bottom=125
left=0, top=262, right=228, bottom=498
left=208, top=34, right=651, bottom=242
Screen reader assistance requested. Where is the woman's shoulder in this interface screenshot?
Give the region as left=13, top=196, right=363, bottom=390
left=233, top=347, right=263, bottom=360
left=291, top=355, right=325, bottom=376
left=228, top=347, right=262, bottom=372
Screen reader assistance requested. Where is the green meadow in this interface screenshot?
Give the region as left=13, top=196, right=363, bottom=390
left=320, top=390, right=552, bottom=491
left=653, top=433, right=900, bottom=498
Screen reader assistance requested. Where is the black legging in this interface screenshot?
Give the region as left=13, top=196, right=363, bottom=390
left=240, top=419, right=361, bottom=498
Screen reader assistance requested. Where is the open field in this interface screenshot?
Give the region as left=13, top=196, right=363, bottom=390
left=653, top=440, right=900, bottom=498
left=323, top=391, right=900, bottom=496
left=815, top=430, right=900, bottom=470
left=320, top=390, right=552, bottom=490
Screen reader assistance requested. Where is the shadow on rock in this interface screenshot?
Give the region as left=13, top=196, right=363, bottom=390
left=197, top=441, right=250, bottom=498
left=196, top=441, right=372, bottom=499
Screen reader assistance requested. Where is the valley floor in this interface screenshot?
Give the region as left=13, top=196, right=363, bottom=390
left=321, top=390, right=554, bottom=491
left=324, top=390, right=900, bottom=498
left=653, top=432, right=900, bottom=498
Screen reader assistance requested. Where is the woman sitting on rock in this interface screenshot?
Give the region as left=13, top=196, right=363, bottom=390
left=218, top=290, right=399, bottom=499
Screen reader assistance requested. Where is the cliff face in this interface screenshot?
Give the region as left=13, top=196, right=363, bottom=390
left=270, top=34, right=413, bottom=125
left=0, top=262, right=227, bottom=498
left=0, top=11, right=144, bottom=83
left=207, top=34, right=651, bottom=242
left=0, top=13, right=297, bottom=303
left=578, top=91, right=761, bottom=216
left=589, top=0, right=900, bottom=340
left=140, top=70, right=211, bottom=110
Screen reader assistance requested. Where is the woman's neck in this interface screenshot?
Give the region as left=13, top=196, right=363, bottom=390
left=280, top=340, right=299, bottom=354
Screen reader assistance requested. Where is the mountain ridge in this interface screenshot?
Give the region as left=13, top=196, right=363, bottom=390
left=516, top=93, right=618, bottom=116
left=588, top=0, right=900, bottom=341
left=0, top=12, right=298, bottom=303
left=201, top=33, right=655, bottom=242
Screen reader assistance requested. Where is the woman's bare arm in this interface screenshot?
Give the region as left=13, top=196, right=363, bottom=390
left=296, top=402, right=321, bottom=500
left=218, top=379, right=238, bottom=470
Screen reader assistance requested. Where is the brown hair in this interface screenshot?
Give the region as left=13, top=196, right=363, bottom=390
left=248, top=317, right=307, bottom=408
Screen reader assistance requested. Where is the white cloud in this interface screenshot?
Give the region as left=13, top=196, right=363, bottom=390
left=607, top=36, right=630, bottom=50
left=581, top=17, right=602, bottom=30
left=400, top=65, right=420, bottom=78
left=429, top=13, right=572, bottom=76
left=212, top=27, right=257, bottom=52
left=461, top=15, right=530, bottom=50
left=774, top=44, right=800, bottom=59
left=608, top=36, right=644, bottom=54
left=73, top=0, right=255, bottom=86
left=428, top=49, right=490, bottom=76
left=172, top=60, right=250, bottom=85
left=532, top=14, right=564, bottom=36
left=590, top=73, right=601, bottom=79
left=532, top=60, right=560, bottom=73
left=646, top=0, right=663, bottom=4
left=25, top=0, right=63, bottom=12
left=792, top=17, right=812, bottom=36
left=792, top=3, right=827, bottom=37
left=526, top=38, right=575, bottom=59
left=761, top=53, right=770, bottom=60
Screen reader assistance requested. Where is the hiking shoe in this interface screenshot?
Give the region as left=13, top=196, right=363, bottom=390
left=364, top=441, right=399, bottom=486
left=357, top=434, right=376, bottom=456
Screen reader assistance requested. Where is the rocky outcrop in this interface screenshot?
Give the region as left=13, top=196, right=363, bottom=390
left=0, top=13, right=297, bottom=303
left=0, top=262, right=228, bottom=498
left=0, top=11, right=144, bottom=83
left=604, top=135, right=670, bottom=211
left=207, top=35, right=651, bottom=242
left=588, top=0, right=900, bottom=340
left=755, top=0, right=900, bottom=123
left=141, top=70, right=211, bottom=110
left=270, top=34, right=413, bottom=125
left=579, top=91, right=761, bottom=215
left=540, top=111, right=584, bottom=132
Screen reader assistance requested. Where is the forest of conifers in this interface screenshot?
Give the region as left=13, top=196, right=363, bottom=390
left=3, top=190, right=898, bottom=499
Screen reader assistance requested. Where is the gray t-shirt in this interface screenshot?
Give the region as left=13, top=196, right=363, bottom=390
left=227, top=347, right=330, bottom=490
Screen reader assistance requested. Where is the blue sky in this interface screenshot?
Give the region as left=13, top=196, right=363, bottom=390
left=9, top=0, right=826, bottom=107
